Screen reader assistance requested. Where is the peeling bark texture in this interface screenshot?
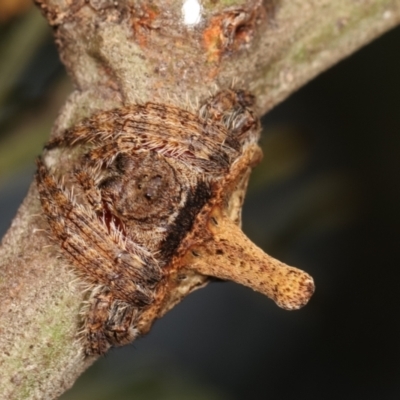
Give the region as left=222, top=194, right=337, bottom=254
left=1, top=0, right=400, bottom=398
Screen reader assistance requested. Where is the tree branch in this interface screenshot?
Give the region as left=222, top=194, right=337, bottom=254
left=1, top=0, right=399, bottom=398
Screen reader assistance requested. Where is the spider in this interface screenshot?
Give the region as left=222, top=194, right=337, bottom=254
left=36, top=89, right=314, bottom=356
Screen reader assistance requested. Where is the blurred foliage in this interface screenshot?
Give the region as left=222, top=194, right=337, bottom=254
left=0, top=76, right=72, bottom=180
left=0, top=7, right=49, bottom=113
left=249, top=126, right=310, bottom=189
left=61, top=364, right=228, bottom=400
left=0, top=6, right=69, bottom=181
left=247, top=124, right=359, bottom=252
left=0, top=0, right=32, bottom=23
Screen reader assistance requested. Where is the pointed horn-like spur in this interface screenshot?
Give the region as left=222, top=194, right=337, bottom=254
left=185, top=209, right=315, bottom=310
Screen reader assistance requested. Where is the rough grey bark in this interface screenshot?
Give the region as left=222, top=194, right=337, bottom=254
left=1, top=0, right=400, bottom=399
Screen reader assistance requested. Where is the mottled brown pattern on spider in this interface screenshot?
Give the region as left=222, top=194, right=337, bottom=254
left=36, top=89, right=315, bottom=356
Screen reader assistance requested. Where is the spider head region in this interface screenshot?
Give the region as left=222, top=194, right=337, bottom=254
left=93, top=147, right=215, bottom=268
left=99, top=152, right=182, bottom=224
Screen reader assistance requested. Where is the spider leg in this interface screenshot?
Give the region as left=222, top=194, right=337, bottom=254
left=36, top=157, right=162, bottom=306
left=83, top=287, right=139, bottom=356
left=198, top=89, right=260, bottom=144
left=44, top=107, right=135, bottom=150
left=45, top=104, right=238, bottom=174
left=79, top=134, right=236, bottom=176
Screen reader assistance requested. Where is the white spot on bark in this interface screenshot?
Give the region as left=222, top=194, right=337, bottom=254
left=383, top=10, right=392, bottom=20
left=182, top=0, right=202, bottom=27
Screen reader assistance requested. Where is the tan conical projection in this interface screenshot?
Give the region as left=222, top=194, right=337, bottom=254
left=186, top=209, right=315, bottom=310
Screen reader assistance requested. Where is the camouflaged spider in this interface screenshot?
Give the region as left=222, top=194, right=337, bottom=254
left=36, top=90, right=314, bottom=356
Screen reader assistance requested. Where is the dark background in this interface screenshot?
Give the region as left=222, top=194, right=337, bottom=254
left=1, top=6, right=400, bottom=400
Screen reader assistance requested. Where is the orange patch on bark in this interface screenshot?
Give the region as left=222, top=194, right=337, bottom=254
left=131, top=4, right=159, bottom=48
left=202, top=6, right=265, bottom=63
